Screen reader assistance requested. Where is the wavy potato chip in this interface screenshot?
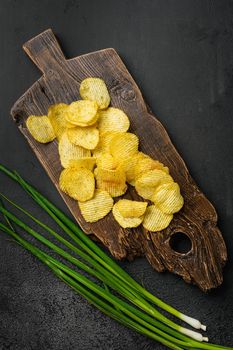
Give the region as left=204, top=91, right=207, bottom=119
left=152, top=182, right=184, bottom=214
left=98, top=107, right=130, bottom=134
left=59, top=167, right=95, bottom=202
left=66, top=121, right=79, bottom=128
left=95, top=166, right=127, bottom=197
left=97, top=182, right=127, bottom=197
left=112, top=203, right=143, bottom=228
left=110, top=132, right=139, bottom=161
left=95, top=166, right=126, bottom=183
left=67, top=125, right=99, bottom=150
left=26, top=115, right=56, bottom=143
left=80, top=77, right=110, bottom=109
left=69, top=157, right=96, bottom=171
left=59, top=132, right=91, bottom=168
left=48, top=103, right=69, bottom=140
left=121, top=152, right=148, bottom=186
left=96, top=153, right=118, bottom=170
left=142, top=205, right=173, bottom=232
left=66, top=100, right=98, bottom=126
left=135, top=169, right=173, bottom=200
left=134, top=157, right=169, bottom=180
left=117, top=199, right=148, bottom=218
left=79, top=189, right=113, bottom=222
left=92, top=131, right=123, bottom=158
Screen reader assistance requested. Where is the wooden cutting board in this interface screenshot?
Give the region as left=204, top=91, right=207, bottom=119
left=11, top=29, right=227, bottom=291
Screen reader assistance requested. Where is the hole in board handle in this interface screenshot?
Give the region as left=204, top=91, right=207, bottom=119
left=169, top=232, right=192, bottom=255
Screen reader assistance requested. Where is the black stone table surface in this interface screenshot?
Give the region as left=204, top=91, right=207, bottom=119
left=0, top=1, right=233, bottom=349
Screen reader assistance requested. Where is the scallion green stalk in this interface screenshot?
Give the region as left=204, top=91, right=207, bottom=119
left=0, top=163, right=232, bottom=350
left=0, top=219, right=230, bottom=350
left=0, top=164, right=205, bottom=331
left=0, top=203, right=204, bottom=342
left=0, top=222, right=225, bottom=350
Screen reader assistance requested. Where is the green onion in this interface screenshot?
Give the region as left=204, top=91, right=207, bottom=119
left=0, top=214, right=230, bottom=350
left=0, top=223, right=186, bottom=349
left=0, top=202, right=204, bottom=343
left=0, top=163, right=232, bottom=350
left=0, top=164, right=205, bottom=330
left=0, top=193, right=207, bottom=341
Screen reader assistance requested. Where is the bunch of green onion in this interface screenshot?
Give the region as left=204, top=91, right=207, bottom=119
left=0, top=164, right=231, bottom=350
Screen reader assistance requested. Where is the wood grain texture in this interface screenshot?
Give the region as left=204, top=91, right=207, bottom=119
left=11, top=29, right=227, bottom=291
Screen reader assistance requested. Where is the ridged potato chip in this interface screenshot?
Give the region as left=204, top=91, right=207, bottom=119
left=59, top=132, right=91, bottom=168
left=80, top=77, right=110, bottom=109
left=112, top=203, right=143, bottom=228
left=92, top=131, right=123, bottom=158
left=69, top=157, right=96, bottom=171
left=59, top=167, right=95, bottom=202
left=98, top=182, right=127, bottom=197
left=121, top=152, right=148, bottom=186
left=95, top=166, right=126, bottom=184
left=110, top=132, right=139, bottom=161
left=152, top=182, right=184, bottom=214
left=142, top=205, right=173, bottom=232
left=134, top=157, right=169, bottom=180
left=79, top=189, right=113, bottom=222
left=48, top=103, right=69, bottom=140
left=66, top=100, right=98, bottom=126
left=98, top=107, right=130, bottom=134
left=95, top=166, right=127, bottom=197
left=135, top=169, right=173, bottom=200
left=117, top=199, right=148, bottom=218
left=26, top=115, right=56, bottom=143
left=96, top=153, right=118, bottom=170
left=67, top=125, right=99, bottom=150
left=66, top=121, right=80, bottom=128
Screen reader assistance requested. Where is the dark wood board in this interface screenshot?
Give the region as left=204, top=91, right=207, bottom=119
left=11, top=29, right=227, bottom=291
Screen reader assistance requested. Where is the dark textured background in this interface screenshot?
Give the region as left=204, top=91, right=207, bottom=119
left=0, top=1, right=233, bottom=349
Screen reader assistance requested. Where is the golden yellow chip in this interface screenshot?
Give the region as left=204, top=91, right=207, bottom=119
left=95, top=166, right=127, bottom=197
left=110, top=132, right=139, bottom=161
left=121, top=152, right=148, bottom=186
left=98, top=107, right=130, bottom=134
left=58, top=132, right=91, bottom=168
left=80, top=78, right=110, bottom=109
left=152, top=182, right=184, bottom=214
left=116, top=199, right=148, bottom=218
left=142, top=205, right=173, bottom=232
left=48, top=103, right=69, bottom=140
left=26, top=115, right=56, bottom=143
left=112, top=203, right=143, bottom=228
left=69, top=157, right=96, bottom=171
left=67, top=125, right=99, bottom=150
left=135, top=169, right=173, bottom=200
left=134, top=157, right=169, bottom=180
left=59, top=167, right=95, bottom=202
left=97, top=182, right=127, bottom=197
left=66, top=121, right=78, bottom=128
left=66, top=100, right=98, bottom=126
left=78, top=189, right=113, bottom=222
left=96, top=153, right=118, bottom=170
left=95, top=166, right=126, bottom=184
left=92, top=131, right=123, bottom=158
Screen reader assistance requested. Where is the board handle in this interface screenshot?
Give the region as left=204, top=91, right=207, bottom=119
left=23, top=29, right=66, bottom=74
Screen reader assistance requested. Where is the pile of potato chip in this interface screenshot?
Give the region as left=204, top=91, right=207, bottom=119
left=26, top=77, right=184, bottom=232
